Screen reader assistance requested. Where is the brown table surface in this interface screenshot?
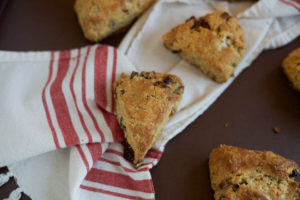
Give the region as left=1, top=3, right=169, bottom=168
left=0, top=0, right=299, bottom=199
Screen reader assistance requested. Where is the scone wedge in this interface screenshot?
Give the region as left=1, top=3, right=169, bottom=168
left=282, top=48, right=300, bottom=92
left=114, top=71, right=184, bottom=168
left=209, top=145, right=300, bottom=200
left=74, top=0, right=155, bottom=42
left=163, top=12, right=245, bottom=83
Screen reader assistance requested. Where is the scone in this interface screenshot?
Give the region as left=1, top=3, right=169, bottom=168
left=282, top=48, right=300, bottom=92
left=74, top=0, right=154, bottom=42
left=114, top=71, right=184, bottom=168
left=162, top=12, right=245, bottom=83
left=209, top=145, right=300, bottom=200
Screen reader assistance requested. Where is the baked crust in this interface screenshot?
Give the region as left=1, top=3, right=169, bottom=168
left=162, top=12, right=245, bottom=83
left=74, top=0, right=154, bottom=42
left=209, top=145, right=300, bottom=200
left=282, top=48, right=300, bottom=92
left=114, top=71, right=184, bottom=168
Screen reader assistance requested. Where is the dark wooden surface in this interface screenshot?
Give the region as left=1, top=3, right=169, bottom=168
left=0, top=0, right=299, bottom=199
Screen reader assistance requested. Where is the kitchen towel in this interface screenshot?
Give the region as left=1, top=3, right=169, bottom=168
left=1, top=46, right=161, bottom=200
left=0, top=0, right=299, bottom=199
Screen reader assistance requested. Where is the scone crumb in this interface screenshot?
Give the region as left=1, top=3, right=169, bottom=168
left=224, top=122, right=229, bottom=128
left=273, top=127, right=280, bottom=134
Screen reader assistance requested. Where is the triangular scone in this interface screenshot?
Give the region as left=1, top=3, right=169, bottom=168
left=114, top=71, right=184, bottom=168
left=74, top=0, right=154, bottom=42
left=162, top=12, right=245, bottom=83
left=209, top=145, right=300, bottom=200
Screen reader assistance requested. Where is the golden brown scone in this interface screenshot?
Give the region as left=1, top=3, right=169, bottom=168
left=162, top=12, right=245, bottom=83
left=282, top=48, right=300, bottom=92
left=209, top=145, right=300, bottom=200
left=114, top=71, right=184, bottom=168
left=74, top=0, right=154, bottom=42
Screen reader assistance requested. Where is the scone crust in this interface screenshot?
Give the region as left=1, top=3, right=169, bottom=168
left=282, top=48, right=300, bottom=92
left=114, top=71, right=184, bottom=167
left=209, top=145, right=300, bottom=200
left=74, top=0, right=154, bottom=42
left=162, top=12, right=245, bottom=83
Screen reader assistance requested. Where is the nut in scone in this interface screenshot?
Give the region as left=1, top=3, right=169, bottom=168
left=162, top=12, right=245, bottom=83
left=74, top=0, right=155, bottom=42
left=114, top=71, right=184, bottom=168
left=209, top=145, right=300, bottom=200
left=282, top=48, right=300, bottom=92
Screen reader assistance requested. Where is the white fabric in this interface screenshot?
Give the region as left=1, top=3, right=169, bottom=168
left=0, top=0, right=299, bottom=199
left=0, top=172, right=13, bottom=187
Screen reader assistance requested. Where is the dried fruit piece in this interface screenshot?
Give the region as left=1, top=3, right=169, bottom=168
left=273, top=127, right=280, bottom=134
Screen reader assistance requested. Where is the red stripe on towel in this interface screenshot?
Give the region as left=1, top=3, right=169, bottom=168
left=293, top=0, right=300, bottom=6
left=111, top=48, right=117, bottom=112
left=80, top=185, right=154, bottom=200
left=42, top=52, right=60, bottom=148
left=145, top=149, right=163, bottom=160
left=99, top=48, right=125, bottom=142
left=87, top=143, right=103, bottom=163
left=99, top=157, right=149, bottom=173
left=100, top=107, right=124, bottom=142
left=94, top=45, right=108, bottom=110
left=106, top=145, right=162, bottom=160
left=50, top=50, right=80, bottom=146
left=280, top=0, right=300, bottom=12
left=105, top=149, right=124, bottom=157
left=83, top=45, right=106, bottom=142
left=70, top=49, right=93, bottom=143
left=85, top=168, right=154, bottom=193
left=76, top=145, right=90, bottom=172
left=94, top=45, right=123, bottom=142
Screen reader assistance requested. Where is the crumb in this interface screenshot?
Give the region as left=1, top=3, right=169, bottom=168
left=273, top=127, right=280, bottom=134
left=224, top=122, right=229, bottom=128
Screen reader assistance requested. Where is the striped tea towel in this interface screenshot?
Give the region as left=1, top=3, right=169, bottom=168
left=0, top=45, right=161, bottom=200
